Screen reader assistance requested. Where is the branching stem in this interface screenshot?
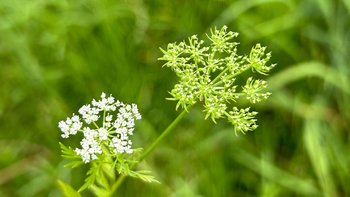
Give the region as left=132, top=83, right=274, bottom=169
left=109, top=109, right=189, bottom=195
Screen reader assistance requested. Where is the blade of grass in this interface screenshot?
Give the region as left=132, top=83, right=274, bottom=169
left=303, top=118, right=337, bottom=197
left=232, top=148, right=321, bottom=196
left=268, top=61, right=350, bottom=94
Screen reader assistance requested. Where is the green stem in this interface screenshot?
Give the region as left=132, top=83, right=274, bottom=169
left=93, top=122, right=99, bottom=129
left=210, top=67, right=229, bottom=85
left=109, top=109, right=189, bottom=195
left=103, top=110, right=106, bottom=127
left=212, top=65, right=251, bottom=87
left=138, top=109, right=188, bottom=162
left=109, top=175, right=126, bottom=195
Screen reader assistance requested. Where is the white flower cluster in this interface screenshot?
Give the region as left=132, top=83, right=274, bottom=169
left=58, top=92, right=141, bottom=163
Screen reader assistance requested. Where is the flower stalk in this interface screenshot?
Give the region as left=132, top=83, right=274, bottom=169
left=110, top=109, right=188, bottom=194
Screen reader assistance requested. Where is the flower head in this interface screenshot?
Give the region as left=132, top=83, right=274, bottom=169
left=58, top=92, right=141, bottom=163
left=159, top=26, right=275, bottom=134
left=58, top=114, right=82, bottom=138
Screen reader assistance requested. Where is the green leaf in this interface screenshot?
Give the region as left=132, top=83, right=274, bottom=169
left=60, top=142, right=83, bottom=168
left=115, top=160, right=131, bottom=175
left=64, top=160, right=84, bottom=168
left=78, top=160, right=115, bottom=193
left=78, top=165, right=97, bottom=192
left=59, top=142, right=80, bottom=159
left=90, top=184, right=110, bottom=197
left=128, top=170, right=160, bottom=184
left=57, top=180, right=81, bottom=197
left=100, top=162, right=115, bottom=183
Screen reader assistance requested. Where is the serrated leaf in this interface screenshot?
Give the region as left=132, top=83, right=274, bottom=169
left=128, top=170, right=160, bottom=184
left=101, top=162, right=115, bottom=182
left=94, top=164, right=112, bottom=191
left=78, top=180, right=91, bottom=193
left=78, top=160, right=114, bottom=193
left=78, top=162, right=99, bottom=192
left=59, top=142, right=80, bottom=159
left=64, top=160, right=84, bottom=168
left=57, top=180, right=81, bottom=197
left=115, top=160, right=131, bottom=175
left=78, top=166, right=96, bottom=192
left=90, top=184, right=110, bottom=197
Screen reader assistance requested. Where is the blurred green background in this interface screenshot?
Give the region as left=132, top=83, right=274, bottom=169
left=0, top=0, right=349, bottom=196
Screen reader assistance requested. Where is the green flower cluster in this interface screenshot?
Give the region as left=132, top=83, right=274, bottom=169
left=159, top=26, right=275, bottom=134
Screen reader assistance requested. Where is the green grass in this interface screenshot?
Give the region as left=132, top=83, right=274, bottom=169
left=0, top=0, right=349, bottom=196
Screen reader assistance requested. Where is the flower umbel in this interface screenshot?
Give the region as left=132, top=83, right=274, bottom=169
left=159, top=26, right=275, bottom=134
left=58, top=93, right=159, bottom=194
left=58, top=92, right=141, bottom=163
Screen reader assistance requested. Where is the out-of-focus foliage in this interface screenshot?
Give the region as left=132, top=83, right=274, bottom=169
left=0, top=0, right=349, bottom=196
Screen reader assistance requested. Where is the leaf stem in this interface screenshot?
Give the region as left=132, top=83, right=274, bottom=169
left=109, top=109, right=189, bottom=195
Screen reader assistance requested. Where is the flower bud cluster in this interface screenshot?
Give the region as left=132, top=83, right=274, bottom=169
left=159, top=26, right=275, bottom=134
left=58, top=93, right=141, bottom=163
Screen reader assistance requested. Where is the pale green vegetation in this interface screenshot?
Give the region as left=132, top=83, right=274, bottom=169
left=0, top=0, right=349, bottom=196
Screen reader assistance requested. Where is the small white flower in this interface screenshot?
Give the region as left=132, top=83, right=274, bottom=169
left=92, top=92, right=118, bottom=112
left=105, top=114, right=113, bottom=122
left=98, top=128, right=109, bottom=141
left=59, top=92, right=142, bottom=163
left=109, top=137, right=133, bottom=154
left=75, top=148, right=90, bottom=163
left=58, top=114, right=82, bottom=138
left=82, top=127, right=98, bottom=139
left=131, top=104, right=142, bottom=120
left=103, top=114, right=113, bottom=128
left=79, top=104, right=99, bottom=124
left=75, top=137, right=102, bottom=163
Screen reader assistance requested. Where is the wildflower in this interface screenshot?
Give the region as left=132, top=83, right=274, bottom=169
left=58, top=114, right=82, bottom=138
left=159, top=26, right=275, bottom=134
left=58, top=92, right=141, bottom=163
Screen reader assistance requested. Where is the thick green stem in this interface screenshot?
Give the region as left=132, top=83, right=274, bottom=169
left=109, top=109, right=189, bottom=195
